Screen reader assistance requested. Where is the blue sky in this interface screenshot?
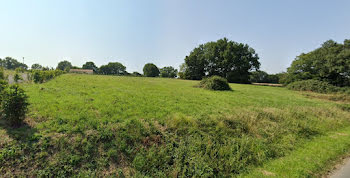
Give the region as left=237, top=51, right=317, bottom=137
left=0, top=0, right=349, bottom=73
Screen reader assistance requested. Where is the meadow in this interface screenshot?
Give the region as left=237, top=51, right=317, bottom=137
left=1, top=74, right=350, bottom=177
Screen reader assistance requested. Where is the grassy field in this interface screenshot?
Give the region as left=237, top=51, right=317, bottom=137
left=1, top=74, right=350, bottom=177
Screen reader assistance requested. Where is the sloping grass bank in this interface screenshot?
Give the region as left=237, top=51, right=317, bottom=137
left=241, top=126, right=350, bottom=177
left=0, top=74, right=349, bottom=177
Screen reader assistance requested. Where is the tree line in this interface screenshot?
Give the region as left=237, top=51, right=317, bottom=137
left=178, top=38, right=349, bottom=87
left=281, top=39, right=350, bottom=87
left=55, top=60, right=178, bottom=78
left=1, top=37, right=349, bottom=87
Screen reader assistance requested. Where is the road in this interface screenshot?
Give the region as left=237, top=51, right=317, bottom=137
left=330, top=158, right=350, bottom=178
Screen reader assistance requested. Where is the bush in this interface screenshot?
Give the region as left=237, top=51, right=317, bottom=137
left=0, top=67, right=5, bottom=80
left=31, top=70, right=64, bottom=84
left=197, top=76, right=232, bottom=91
left=1, top=85, right=29, bottom=126
left=15, top=67, right=25, bottom=73
left=287, top=80, right=339, bottom=93
left=33, top=71, right=43, bottom=83
left=14, top=73, right=22, bottom=83
left=0, top=79, right=8, bottom=105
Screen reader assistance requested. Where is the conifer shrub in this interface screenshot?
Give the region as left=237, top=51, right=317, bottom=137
left=1, top=85, right=29, bottom=126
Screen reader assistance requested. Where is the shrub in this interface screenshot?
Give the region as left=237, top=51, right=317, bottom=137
left=1, top=85, right=29, bottom=126
left=31, top=70, right=64, bottom=84
left=0, top=79, right=8, bottom=106
left=15, top=67, right=25, bottom=73
left=33, top=71, right=43, bottom=83
left=131, top=72, right=142, bottom=77
left=287, top=80, right=339, bottom=93
left=14, top=73, right=22, bottom=83
left=197, top=76, right=232, bottom=91
left=0, top=67, right=5, bottom=80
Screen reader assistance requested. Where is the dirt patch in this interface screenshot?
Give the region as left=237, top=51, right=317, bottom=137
left=336, top=133, right=349, bottom=136
left=252, top=83, right=283, bottom=87
left=302, top=93, right=350, bottom=103
left=261, top=170, right=276, bottom=176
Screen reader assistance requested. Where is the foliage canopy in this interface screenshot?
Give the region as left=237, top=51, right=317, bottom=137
left=250, top=71, right=280, bottom=83
left=56, top=60, right=72, bottom=71
left=160, top=66, right=177, bottom=78
left=0, top=57, right=28, bottom=70
left=82, top=61, right=98, bottom=73
left=31, top=63, right=43, bottom=70
left=143, top=63, right=160, bottom=77
left=284, top=39, right=350, bottom=87
left=286, top=79, right=340, bottom=94
left=182, top=38, right=260, bottom=83
left=99, top=62, right=126, bottom=75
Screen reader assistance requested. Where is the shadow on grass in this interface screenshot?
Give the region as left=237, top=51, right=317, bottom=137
left=0, top=119, right=38, bottom=143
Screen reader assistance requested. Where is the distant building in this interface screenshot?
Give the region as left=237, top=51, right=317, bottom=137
left=69, top=69, right=93, bottom=74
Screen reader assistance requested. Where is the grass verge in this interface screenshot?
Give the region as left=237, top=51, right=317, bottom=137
left=241, top=126, right=350, bottom=177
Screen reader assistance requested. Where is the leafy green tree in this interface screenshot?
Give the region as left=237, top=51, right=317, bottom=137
left=183, top=38, right=260, bottom=83
left=250, top=71, right=269, bottom=83
left=266, top=74, right=279, bottom=83
left=0, top=57, right=28, bottom=70
left=99, top=62, right=126, bottom=75
left=160, top=66, right=178, bottom=78
left=82, top=61, right=98, bottom=73
left=143, top=63, right=160, bottom=77
left=284, top=39, right=350, bottom=86
left=250, top=71, right=280, bottom=83
left=31, top=63, right=43, bottom=70
left=132, top=72, right=142, bottom=77
left=178, top=63, right=189, bottom=79
left=56, top=60, right=72, bottom=71
left=42, top=66, right=50, bottom=71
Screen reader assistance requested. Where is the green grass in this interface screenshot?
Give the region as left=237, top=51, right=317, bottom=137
left=241, top=126, right=350, bottom=177
left=4, top=69, right=15, bottom=76
left=1, top=74, right=350, bottom=177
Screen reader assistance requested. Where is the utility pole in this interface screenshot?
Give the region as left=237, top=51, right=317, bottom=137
left=22, top=57, right=24, bottom=64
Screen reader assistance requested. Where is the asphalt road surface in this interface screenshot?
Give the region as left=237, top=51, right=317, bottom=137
left=330, top=158, right=350, bottom=178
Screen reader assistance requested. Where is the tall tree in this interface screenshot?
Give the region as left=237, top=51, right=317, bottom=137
left=0, top=57, right=28, bottom=70
left=31, top=63, right=43, bottom=70
left=160, top=66, right=178, bottom=78
left=99, top=62, right=126, bottom=75
left=183, top=38, right=260, bottom=83
left=82, top=61, right=98, bottom=73
left=56, top=60, right=72, bottom=71
left=143, top=63, right=160, bottom=77
left=285, top=39, right=350, bottom=86
left=250, top=71, right=280, bottom=83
